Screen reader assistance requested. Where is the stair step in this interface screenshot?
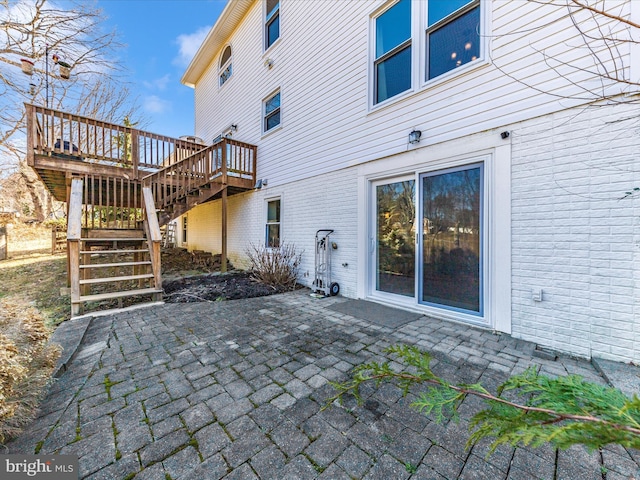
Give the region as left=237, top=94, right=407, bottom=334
left=81, top=238, right=145, bottom=242
left=80, top=261, right=152, bottom=269
left=79, top=274, right=155, bottom=285
left=80, top=249, right=148, bottom=254
left=79, top=288, right=163, bottom=303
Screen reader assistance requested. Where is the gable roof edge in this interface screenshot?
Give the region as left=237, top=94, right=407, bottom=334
left=181, top=0, right=255, bottom=88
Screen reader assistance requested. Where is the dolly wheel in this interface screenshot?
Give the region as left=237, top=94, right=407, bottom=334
left=329, top=282, right=340, bottom=296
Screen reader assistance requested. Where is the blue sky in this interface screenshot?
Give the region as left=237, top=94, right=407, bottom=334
left=98, top=0, right=226, bottom=137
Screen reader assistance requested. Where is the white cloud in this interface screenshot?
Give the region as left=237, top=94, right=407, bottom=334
left=144, top=95, right=171, bottom=114
left=143, top=74, right=171, bottom=91
left=174, top=26, right=211, bottom=67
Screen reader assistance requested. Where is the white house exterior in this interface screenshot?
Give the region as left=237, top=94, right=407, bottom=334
left=180, top=0, right=640, bottom=363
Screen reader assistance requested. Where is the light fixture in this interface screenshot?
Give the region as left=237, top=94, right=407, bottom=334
left=501, top=131, right=510, bottom=139
left=409, top=130, right=422, bottom=144
left=254, top=178, right=268, bottom=189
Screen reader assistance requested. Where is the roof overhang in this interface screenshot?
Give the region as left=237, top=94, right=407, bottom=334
left=181, top=0, right=254, bottom=88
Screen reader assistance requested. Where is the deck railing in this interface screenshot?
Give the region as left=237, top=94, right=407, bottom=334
left=80, top=174, right=143, bottom=229
left=26, top=103, right=206, bottom=177
left=143, top=138, right=257, bottom=209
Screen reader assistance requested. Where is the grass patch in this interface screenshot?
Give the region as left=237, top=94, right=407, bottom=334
left=0, top=254, right=70, bottom=327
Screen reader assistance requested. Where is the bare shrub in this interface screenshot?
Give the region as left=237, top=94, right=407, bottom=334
left=0, top=299, right=61, bottom=443
left=246, top=242, right=302, bottom=290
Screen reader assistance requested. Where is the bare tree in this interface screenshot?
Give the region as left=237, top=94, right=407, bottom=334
left=491, top=0, right=640, bottom=104
left=0, top=0, right=143, bottom=218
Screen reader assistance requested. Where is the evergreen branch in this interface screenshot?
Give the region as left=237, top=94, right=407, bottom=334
left=327, top=345, right=640, bottom=454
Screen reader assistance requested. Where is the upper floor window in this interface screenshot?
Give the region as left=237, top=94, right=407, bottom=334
left=374, top=0, right=411, bottom=104
left=219, top=45, right=232, bottom=86
left=263, top=90, right=281, bottom=133
left=371, top=0, right=483, bottom=107
left=265, top=0, right=280, bottom=49
left=426, top=0, right=480, bottom=80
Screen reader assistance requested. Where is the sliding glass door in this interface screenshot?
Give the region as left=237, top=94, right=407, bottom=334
left=420, top=164, right=483, bottom=314
left=374, top=178, right=416, bottom=297
left=370, top=164, right=484, bottom=318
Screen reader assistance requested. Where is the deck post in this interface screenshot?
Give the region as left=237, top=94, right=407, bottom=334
left=222, top=187, right=227, bottom=273
left=131, top=129, right=139, bottom=179
left=66, top=177, right=72, bottom=287
left=25, top=104, right=34, bottom=166
left=68, top=178, right=84, bottom=317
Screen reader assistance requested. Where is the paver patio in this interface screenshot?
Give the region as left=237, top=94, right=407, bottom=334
left=7, top=290, right=640, bottom=479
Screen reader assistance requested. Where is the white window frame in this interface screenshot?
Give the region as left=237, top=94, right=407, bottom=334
left=265, top=0, right=280, bottom=51
left=218, top=44, right=233, bottom=87
left=265, top=197, right=281, bottom=249
left=371, top=0, right=414, bottom=106
left=369, top=0, right=488, bottom=111
left=182, top=215, right=188, bottom=245
left=262, top=89, right=281, bottom=135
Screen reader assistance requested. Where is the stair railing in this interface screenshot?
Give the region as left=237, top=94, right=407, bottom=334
left=143, top=138, right=257, bottom=211
left=142, top=187, right=162, bottom=295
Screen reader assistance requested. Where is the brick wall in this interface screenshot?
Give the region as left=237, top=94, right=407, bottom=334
left=185, top=168, right=359, bottom=298
left=510, top=103, right=640, bottom=362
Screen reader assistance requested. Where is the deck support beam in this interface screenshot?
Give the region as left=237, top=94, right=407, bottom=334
left=222, top=186, right=228, bottom=273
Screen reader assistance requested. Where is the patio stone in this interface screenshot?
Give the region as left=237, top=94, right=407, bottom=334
left=6, top=290, right=615, bottom=479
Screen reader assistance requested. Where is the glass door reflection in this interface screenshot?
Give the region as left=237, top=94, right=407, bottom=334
left=375, top=179, right=416, bottom=297
left=420, top=165, right=482, bottom=314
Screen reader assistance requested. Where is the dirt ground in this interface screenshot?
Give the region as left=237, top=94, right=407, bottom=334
left=164, top=271, right=292, bottom=303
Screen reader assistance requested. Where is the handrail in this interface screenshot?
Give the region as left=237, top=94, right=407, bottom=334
left=25, top=103, right=206, bottom=177
left=143, top=138, right=257, bottom=210
left=142, top=187, right=162, bottom=291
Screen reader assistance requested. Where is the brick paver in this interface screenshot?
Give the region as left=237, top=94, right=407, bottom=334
left=7, top=290, right=638, bottom=479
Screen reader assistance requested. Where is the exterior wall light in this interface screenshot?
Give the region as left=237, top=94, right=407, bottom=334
left=409, top=130, right=422, bottom=144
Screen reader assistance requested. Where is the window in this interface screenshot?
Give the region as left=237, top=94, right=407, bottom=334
left=265, top=0, right=280, bottom=49
left=371, top=0, right=482, bottom=107
left=263, top=90, right=281, bottom=132
left=219, top=45, right=232, bottom=86
left=182, top=216, right=188, bottom=244
left=426, top=0, right=480, bottom=80
left=266, top=199, right=281, bottom=248
left=374, top=0, right=412, bottom=104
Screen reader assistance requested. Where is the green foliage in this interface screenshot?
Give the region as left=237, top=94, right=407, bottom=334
left=404, top=462, right=417, bottom=474
left=328, top=345, right=640, bottom=455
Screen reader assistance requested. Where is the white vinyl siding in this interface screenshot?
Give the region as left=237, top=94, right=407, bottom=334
left=194, top=0, right=632, bottom=189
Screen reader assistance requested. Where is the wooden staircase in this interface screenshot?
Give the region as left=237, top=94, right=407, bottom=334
left=75, top=230, right=162, bottom=312
left=25, top=104, right=257, bottom=317
left=67, top=179, right=164, bottom=317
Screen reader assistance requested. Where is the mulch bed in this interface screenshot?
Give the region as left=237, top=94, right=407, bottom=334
left=163, top=271, right=295, bottom=303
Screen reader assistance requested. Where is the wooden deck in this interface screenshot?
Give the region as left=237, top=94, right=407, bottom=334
left=25, top=104, right=258, bottom=314
left=25, top=103, right=257, bottom=216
